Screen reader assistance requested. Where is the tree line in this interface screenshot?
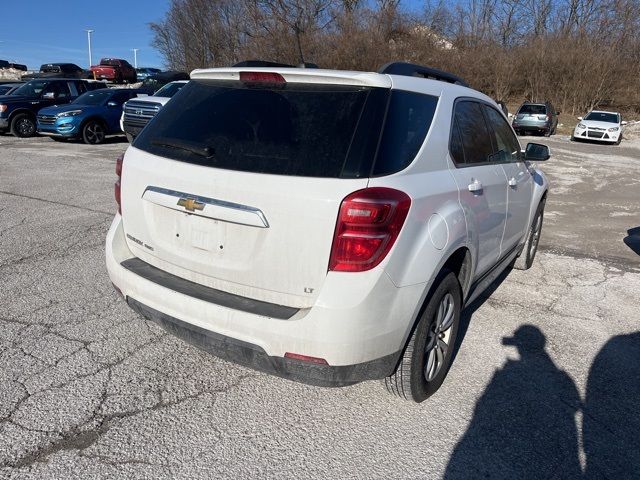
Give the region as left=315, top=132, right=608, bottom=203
left=150, top=0, right=640, bottom=115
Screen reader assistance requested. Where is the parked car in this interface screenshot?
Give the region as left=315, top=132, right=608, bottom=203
left=106, top=61, right=550, bottom=402
left=37, top=88, right=144, bottom=144
left=121, top=80, right=188, bottom=142
left=21, top=63, right=91, bottom=80
left=512, top=101, right=559, bottom=136
left=0, top=78, right=106, bottom=137
left=8, top=63, right=28, bottom=71
left=0, top=82, right=24, bottom=96
left=571, top=110, right=627, bottom=145
left=135, top=67, right=161, bottom=81
left=90, top=58, right=137, bottom=84
left=139, top=71, right=189, bottom=94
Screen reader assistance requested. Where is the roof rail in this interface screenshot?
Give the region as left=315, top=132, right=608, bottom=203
left=378, top=62, right=469, bottom=87
left=233, top=60, right=319, bottom=69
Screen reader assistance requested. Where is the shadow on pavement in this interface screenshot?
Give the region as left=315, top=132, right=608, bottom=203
left=583, top=332, right=640, bottom=479
left=444, top=325, right=583, bottom=479
left=623, top=227, right=640, bottom=256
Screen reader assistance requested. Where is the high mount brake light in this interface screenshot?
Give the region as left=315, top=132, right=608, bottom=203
left=329, top=188, right=411, bottom=273
left=115, top=153, right=123, bottom=214
left=239, top=71, right=286, bottom=85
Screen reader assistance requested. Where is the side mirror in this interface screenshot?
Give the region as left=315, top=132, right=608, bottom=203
left=524, top=143, right=550, bottom=161
left=577, top=116, right=583, bottom=121
left=621, top=121, right=628, bottom=126
left=107, top=101, right=118, bottom=107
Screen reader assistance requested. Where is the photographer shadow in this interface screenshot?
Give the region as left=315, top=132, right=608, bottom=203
left=444, top=324, right=583, bottom=479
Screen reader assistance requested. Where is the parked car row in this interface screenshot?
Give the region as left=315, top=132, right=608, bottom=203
left=0, top=73, right=190, bottom=144
left=510, top=100, right=627, bottom=145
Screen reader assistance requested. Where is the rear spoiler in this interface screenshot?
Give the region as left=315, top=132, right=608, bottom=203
left=189, top=67, right=392, bottom=88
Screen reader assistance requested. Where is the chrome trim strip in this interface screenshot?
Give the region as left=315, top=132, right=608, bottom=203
left=143, top=186, right=269, bottom=228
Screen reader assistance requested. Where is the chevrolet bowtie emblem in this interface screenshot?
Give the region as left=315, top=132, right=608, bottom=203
left=177, top=197, right=204, bottom=212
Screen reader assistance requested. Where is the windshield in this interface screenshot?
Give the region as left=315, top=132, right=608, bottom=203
left=135, top=80, right=438, bottom=178
left=584, top=112, right=619, bottom=123
left=154, top=82, right=186, bottom=97
left=12, top=80, right=50, bottom=97
left=72, top=90, right=112, bottom=106
left=518, top=104, right=547, bottom=115
left=101, top=59, right=120, bottom=67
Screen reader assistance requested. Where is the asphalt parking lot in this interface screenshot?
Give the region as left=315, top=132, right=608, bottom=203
left=1, top=133, right=639, bottom=479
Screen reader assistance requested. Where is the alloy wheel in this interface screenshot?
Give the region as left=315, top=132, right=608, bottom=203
left=85, top=123, right=105, bottom=144
left=17, top=118, right=35, bottom=136
left=424, top=292, right=455, bottom=382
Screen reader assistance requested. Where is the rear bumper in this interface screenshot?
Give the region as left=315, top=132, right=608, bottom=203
left=128, top=297, right=400, bottom=387
left=106, top=215, right=423, bottom=385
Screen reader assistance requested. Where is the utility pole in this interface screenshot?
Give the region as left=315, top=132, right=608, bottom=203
left=85, top=29, right=94, bottom=67
left=132, top=48, right=139, bottom=68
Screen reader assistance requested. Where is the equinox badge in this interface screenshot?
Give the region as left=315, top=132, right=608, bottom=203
left=177, top=197, right=204, bottom=212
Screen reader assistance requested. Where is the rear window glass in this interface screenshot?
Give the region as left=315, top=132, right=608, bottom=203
left=134, top=80, right=439, bottom=178
left=518, top=104, right=546, bottom=115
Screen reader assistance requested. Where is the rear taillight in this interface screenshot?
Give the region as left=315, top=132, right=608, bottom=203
left=115, top=153, right=123, bottom=214
left=240, top=71, right=286, bottom=85
left=329, top=188, right=411, bottom=272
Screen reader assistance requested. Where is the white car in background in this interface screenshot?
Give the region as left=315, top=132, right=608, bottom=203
left=120, top=80, right=188, bottom=142
left=572, top=110, right=627, bottom=144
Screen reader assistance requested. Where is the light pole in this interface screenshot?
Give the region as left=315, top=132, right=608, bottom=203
left=85, top=29, right=94, bottom=67
left=132, top=48, right=139, bottom=68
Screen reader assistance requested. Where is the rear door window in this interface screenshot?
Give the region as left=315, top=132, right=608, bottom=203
left=135, top=80, right=439, bottom=179
left=451, top=100, right=494, bottom=165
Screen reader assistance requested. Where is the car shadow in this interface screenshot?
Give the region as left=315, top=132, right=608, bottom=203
left=623, top=227, right=640, bottom=256
left=451, top=266, right=512, bottom=365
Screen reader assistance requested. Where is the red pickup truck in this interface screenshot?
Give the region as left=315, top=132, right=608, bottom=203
left=90, top=58, right=137, bottom=84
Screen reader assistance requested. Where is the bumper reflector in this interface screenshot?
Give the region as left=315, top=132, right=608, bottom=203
left=285, top=352, right=329, bottom=365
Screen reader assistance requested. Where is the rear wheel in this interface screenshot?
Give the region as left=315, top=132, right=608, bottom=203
left=384, top=270, right=462, bottom=402
left=514, top=201, right=545, bottom=270
left=10, top=113, right=36, bottom=138
left=82, top=120, right=106, bottom=144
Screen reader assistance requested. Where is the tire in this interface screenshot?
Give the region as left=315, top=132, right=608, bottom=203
left=125, top=133, right=135, bottom=143
left=10, top=113, right=36, bottom=138
left=616, top=134, right=622, bottom=145
left=82, top=120, right=106, bottom=144
left=514, top=201, right=545, bottom=270
left=570, top=135, right=575, bottom=142
left=384, top=270, right=462, bottom=403
left=544, top=128, right=551, bottom=137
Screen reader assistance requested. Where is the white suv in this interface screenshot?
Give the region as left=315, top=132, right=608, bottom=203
left=106, top=62, right=549, bottom=402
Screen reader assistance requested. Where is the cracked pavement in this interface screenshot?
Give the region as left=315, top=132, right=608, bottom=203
left=1, top=134, right=639, bottom=478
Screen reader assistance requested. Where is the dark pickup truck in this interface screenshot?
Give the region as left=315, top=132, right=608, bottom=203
left=90, top=58, right=137, bottom=83
left=21, top=63, right=92, bottom=80
left=0, top=78, right=106, bottom=137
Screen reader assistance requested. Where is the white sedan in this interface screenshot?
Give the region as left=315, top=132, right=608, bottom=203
left=572, top=110, right=627, bottom=144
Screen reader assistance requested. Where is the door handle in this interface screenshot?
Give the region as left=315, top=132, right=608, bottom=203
left=468, top=180, right=483, bottom=193
left=508, top=177, right=517, bottom=187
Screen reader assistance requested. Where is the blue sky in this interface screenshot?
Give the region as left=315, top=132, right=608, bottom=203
left=0, top=0, right=170, bottom=70
left=1, top=0, right=426, bottom=71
